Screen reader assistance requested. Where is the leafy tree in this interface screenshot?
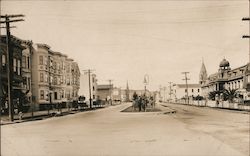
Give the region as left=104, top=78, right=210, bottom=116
left=223, top=88, right=238, bottom=103
left=194, top=95, right=204, bottom=101
left=208, top=91, right=221, bottom=101
left=78, top=96, right=86, bottom=101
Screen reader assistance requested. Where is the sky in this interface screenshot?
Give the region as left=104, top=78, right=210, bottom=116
left=1, top=0, right=249, bottom=91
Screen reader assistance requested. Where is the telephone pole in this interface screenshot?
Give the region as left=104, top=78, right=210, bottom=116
left=107, top=79, right=113, bottom=105
left=182, top=72, right=190, bottom=104
left=1, top=14, right=25, bottom=121
left=163, top=86, right=166, bottom=102
left=28, top=40, right=34, bottom=117
left=168, top=82, right=173, bottom=102
left=242, top=17, right=250, bottom=62
left=242, top=0, right=250, bottom=62
left=82, top=69, right=95, bottom=109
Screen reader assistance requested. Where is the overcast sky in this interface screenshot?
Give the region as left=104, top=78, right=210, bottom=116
left=1, top=0, right=249, bottom=91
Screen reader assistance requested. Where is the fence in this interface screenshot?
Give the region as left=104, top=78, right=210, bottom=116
left=173, top=99, right=250, bottom=111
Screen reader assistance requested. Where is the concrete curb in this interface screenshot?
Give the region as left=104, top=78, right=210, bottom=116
left=0, top=106, right=108, bottom=126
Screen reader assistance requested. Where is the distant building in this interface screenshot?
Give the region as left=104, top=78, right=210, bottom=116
left=200, top=58, right=250, bottom=101
left=96, top=84, right=113, bottom=102
left=173, top=84, right=201, bottom=100
left=112, top=87, right=122, bottom=102
left=121, top=89, right=152, bottom=102
left=79, top=73, right=97, bottom=105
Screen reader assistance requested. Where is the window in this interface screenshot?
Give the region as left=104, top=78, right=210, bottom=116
left=54, top=62, right=57, bottom=70
left=54, top=77, right=57, bottom=85
left=39, top=56, right=43, bottom=65
left=23, top=77, right=27, bottom=89
left=27, top=57, right=30, bottom=69
left=191, top=89, right=194, bottom=93
left=22, top=56, right=26, bottom=68
left=17, top=60, right=21, bottom=75
left=67, top=77, right=70, bottom=85
left=44, top=74, right=48, bottom=83
left=2, top=55, right=6, bottom=65
left=61, top=90, right=64, bottom=98
left=40, top=73, right=44, bottom=82
left=40, top=90, right=44, bottom=100
left=28, top=77, right=31, bottom=89
left=13, top=58, right=17, bottom=72
left=198, top=89, right=200, bottom=93
left=54, top=92, right=58, bottom=100
left=185, top=89, right=187, bottom=93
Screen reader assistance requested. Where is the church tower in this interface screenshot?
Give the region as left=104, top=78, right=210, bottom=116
left=199, top=59, right=208, bottom=85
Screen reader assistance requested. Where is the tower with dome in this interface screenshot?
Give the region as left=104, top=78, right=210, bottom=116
left=200, top=58, right=250, bottom=102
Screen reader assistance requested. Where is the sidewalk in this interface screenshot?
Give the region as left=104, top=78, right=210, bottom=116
left=0, top=105, right=108, bottom=125
left=166, top=101, right=250, bottom=112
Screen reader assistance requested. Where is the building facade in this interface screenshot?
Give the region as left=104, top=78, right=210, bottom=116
left=200, top=58, right=250, bottom=101
left=96, top=84, right=113, bottom=102
left=0, top=36, right=27, bottom=113
left=79, top=73, right=97, bottom=105
left=32, top=44, right=80, bottom=110
left=173, top=84, right=201, bottom=100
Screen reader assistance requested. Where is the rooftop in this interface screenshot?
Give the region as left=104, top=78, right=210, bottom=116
left=176, top=84, right=201, bottom=88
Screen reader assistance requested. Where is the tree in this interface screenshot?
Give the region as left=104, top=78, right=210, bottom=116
left=208, top=91, right=221, bottom=101
left=223, top=88, right=238, bottom=103
left=194, top=95, right=204, bottom=101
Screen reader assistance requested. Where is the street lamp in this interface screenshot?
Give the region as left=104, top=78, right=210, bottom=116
left=143, top=74, right=149, bottom=95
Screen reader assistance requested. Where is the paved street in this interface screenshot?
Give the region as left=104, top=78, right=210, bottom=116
left=1, top=103, right=249, bottom=156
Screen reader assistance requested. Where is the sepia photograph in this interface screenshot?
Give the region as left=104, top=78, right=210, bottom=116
left=0, top=0, right=249, bottom=155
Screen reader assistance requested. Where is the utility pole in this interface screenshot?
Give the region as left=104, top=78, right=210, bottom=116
left=1, top=14, right=24, bottom=121
left=182, top=72, right=190, bottom=104
left=242, top=15, right=250, bottom=62
left=28, top=40, right=34, bottom=118
left=168, top=82, right=173, bottom=102
left=107, top=79, right=113, bottom=105
left=83, top=69, right=94, bottom=109
left=143, top=74, right=149, bottom=95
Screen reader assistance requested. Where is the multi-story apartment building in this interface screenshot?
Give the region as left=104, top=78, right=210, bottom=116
left=0, top=36, right=25, bottom=113
left=20, top=40, right=33, bottom=111
left=32, top=44, right=80, bottom=110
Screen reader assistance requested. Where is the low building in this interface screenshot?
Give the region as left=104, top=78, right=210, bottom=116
left=96, top=84, right=113, bottom=102
left=173, top=84, right=201, bottom=100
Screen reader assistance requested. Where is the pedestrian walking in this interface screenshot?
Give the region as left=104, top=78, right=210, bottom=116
left=138, top=96, right=142, bottom=112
